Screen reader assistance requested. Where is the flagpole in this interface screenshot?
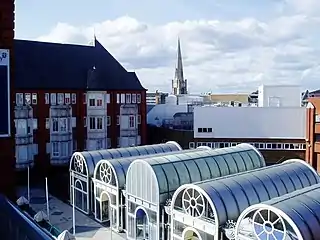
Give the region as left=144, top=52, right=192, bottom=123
left=45, top=177, right=50, bottom=222
left=27, top=165, right=30, bottom=202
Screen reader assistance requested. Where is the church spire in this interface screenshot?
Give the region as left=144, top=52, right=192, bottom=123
left=172, top=38, right=187, bottom=95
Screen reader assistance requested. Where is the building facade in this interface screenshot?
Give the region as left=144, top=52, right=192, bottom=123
left=0, top=0, right=15, bottom=197
left=13, top=39, right=147, bottom=172
left=306, top=98, right=320, bottom=171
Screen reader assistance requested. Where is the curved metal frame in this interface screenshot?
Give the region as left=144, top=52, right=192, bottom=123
left=182, top=187, right=205, bottom=218
left=70, top=152, right=86, bottom=174
left=166, top=141, right=183, bottom=151
left=235, top=204, right=304, bottom=240
left=182, top=227, right=203, bottom=240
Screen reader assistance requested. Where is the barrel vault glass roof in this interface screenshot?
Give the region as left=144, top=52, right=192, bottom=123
left=142, top=143, right=266, bottom=204
left=97, top=147, right=210, bottom=188
left=191, top=159, right=319, bottom=225
left=70, top=141, right=181, bottom=176
left=255, top=183, right=320, bottom=240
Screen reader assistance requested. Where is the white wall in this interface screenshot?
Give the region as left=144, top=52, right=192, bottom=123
left=147, top=104, right=188, bottom=126
left=258, top=85, right=301, bottom=107
left=193, top=106, right=306, bottom=139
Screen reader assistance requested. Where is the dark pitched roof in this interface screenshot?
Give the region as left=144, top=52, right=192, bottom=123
left=14, top=39, right=146, bottom=91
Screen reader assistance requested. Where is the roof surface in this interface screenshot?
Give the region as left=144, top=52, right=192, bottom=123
left=14, top=39, right=146, bottom=91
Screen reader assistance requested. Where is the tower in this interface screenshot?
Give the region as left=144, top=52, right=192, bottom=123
left=172, top=38, right=187, bottom=95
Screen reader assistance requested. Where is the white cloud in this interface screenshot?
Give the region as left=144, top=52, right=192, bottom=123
left=36, top=13, right=320, bottom=93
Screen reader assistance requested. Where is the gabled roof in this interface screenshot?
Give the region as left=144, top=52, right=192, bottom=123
left=14, top=39, right=146, bottom=91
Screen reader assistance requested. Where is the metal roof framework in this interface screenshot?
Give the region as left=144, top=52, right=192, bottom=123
left=92, top=146, right=210, bottom=231
left=235, top=183, right=320, bottom=240
left=125, top=143, right=265, bottom=240
left=170, top=159, right=319, bottom=240
left=69, top=141, right=182, bottom=214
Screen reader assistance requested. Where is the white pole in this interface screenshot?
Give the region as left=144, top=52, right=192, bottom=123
left=72, top=172, right=76, bottom=235
left=27, top=166, right=30, bottom=202
left=45, top=177, right=50, bottom=222
left=110, top=204, right=113, bottom=240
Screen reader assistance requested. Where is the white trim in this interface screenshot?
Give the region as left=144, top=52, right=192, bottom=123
left=182, top=227, right=203, bottom=240
left=0, top=49, right=11, bottom=137
left=166, top=141, right=182, bottom=150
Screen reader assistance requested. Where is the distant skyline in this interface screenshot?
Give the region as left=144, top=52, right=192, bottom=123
left=15, top=0, right=320, bottom=93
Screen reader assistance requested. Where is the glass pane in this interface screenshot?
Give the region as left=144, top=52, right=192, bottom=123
left=222, top=154, right=238, bottom=174
left=194, top=158, right=211, bottom=180
left=184, top=160, right=201, bottom=183
left=247, top=151, right=264, bottom=168
left=231, top=153, right=247, bottom=172
left=173, top=162, right=191, bottom=185
left=161, top=163, right=180, bottom=192
left=153, top=165, right=168, bottom=194
left=237, top=151, right=254, bottom=170
left=214, top=156, right=231, bottom=176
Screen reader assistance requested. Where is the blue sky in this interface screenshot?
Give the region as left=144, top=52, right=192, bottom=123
left=15, top=0, right=320, bottom=93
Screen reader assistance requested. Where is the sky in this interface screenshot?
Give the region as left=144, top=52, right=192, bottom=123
left=15, top=0, right=320, bottom=93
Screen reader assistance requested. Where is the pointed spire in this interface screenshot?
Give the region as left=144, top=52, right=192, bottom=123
left=176, top=37, right=184, bottom=81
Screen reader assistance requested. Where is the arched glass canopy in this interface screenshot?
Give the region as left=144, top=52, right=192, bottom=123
left=235, top=183, right=320, bottom=240
left=125, top=143, right=265, bottom=240
left=92, top=147, right=210, bottom=230
left=69, top=141, right=182, bottom=214
left=170, top=159, right=319, bottom=240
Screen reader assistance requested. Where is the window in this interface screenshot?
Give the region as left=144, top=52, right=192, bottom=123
left=116, top=94, right=120, bottom=104
left=89, top=117, right=96, bottom=129
left=126, top=94, right=131, bottom=103
left=121, top=94, right=125, bottom=104
left=52, top=142, right=59, bottom=157
left=316, top=114, right=320, bottom=123
left=266, top=143, right=272, bottom=149
left=15, top=119, right=28, bottom=135
left=25, top=93, right=31, bottom=105
left=198, top=128, right=203, bottom=132
left=117, top=115, right=120, bottom=125
left=97, top=117, right=103, bottom=129
left=51, top=93, right=56, bottom=105
left=59, top=118, right=68, bottom=132
left=129, top=115, right=135, bottom=128
left=72, top=93, right=76, bottom=104
left=97, top=98, right=103, bottom=107
left=83, top=93, right=87, bottom=104
left=137, top=115, right=141, bottom=124
left=52, top=118, right=59, bottom=132
left=45, top=118, right=50, bottom=129
left=106, top=93, right=110, bottom=104
left=107, top=116, right=111, bottom=126
left=32, top=93, right=37, bottom=104
left=65, top=93, right=71, bottom=105
left=89, top=98, right=95, bottom=106
left=189, top=142, right=195, bottom=149
left=15, top=93, right=23, bottom=105
left=57, top=93, right=64, bottom=104
left=84, top=117, right=87, bottom=127
left=132, top=94, right=137, bottom=103
left=45, top=93, right=50, bottom=104
left=60, top=142, right=68, bottom=157
left=208, top=128, right=212, bottom=132
left=137, top=94, right=141, bottom=103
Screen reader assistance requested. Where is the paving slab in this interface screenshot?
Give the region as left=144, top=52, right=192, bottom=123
left=17, top=187, right=126, bottom=240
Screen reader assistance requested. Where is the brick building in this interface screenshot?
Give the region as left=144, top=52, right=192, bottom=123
left=13, top=39, right=147, bottom=174
left=306, top=98, right=320, bottom=171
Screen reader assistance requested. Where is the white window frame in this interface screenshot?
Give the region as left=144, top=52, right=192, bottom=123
left=51, top=93, right=57, bottom=105
left=72, top=93, right=76, bottom=104
left=129, top=115, right=135, bottom=128
left=97, top=117, right=103, bottom=129
left=137, top=94, right=141, bottom=103
left=97, top=98, right=103, bottom=107
left=52, top=118, right=59, bottom=133
left=116, top=94, right=120, bottom=104
left=89, top=98, right=95, bottom=107
left=126, top=94, right=131, bottom=104
left=25, top=93, right=31, bottom=105
left=65, top=93, right=71, bottom=105
left=106, top=93, right=110, bottom=104
left=45, top=93, right=50, bottom=104
left=32, top=93, right=37, bottom=105
left=52, top=142, right=59, bottom=157
left=121, top=94, right=125, bottom=104
left=132, top=94, right=137, bottom=103
left=59, top=118, right=68, bottom=132
left=15, top=93, right=23, bottom=106
left=15, top=119, right=28, bottom=136
left=57, top=93, right=64, bottom=105
left=189, top=142, right=195, bottom=149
